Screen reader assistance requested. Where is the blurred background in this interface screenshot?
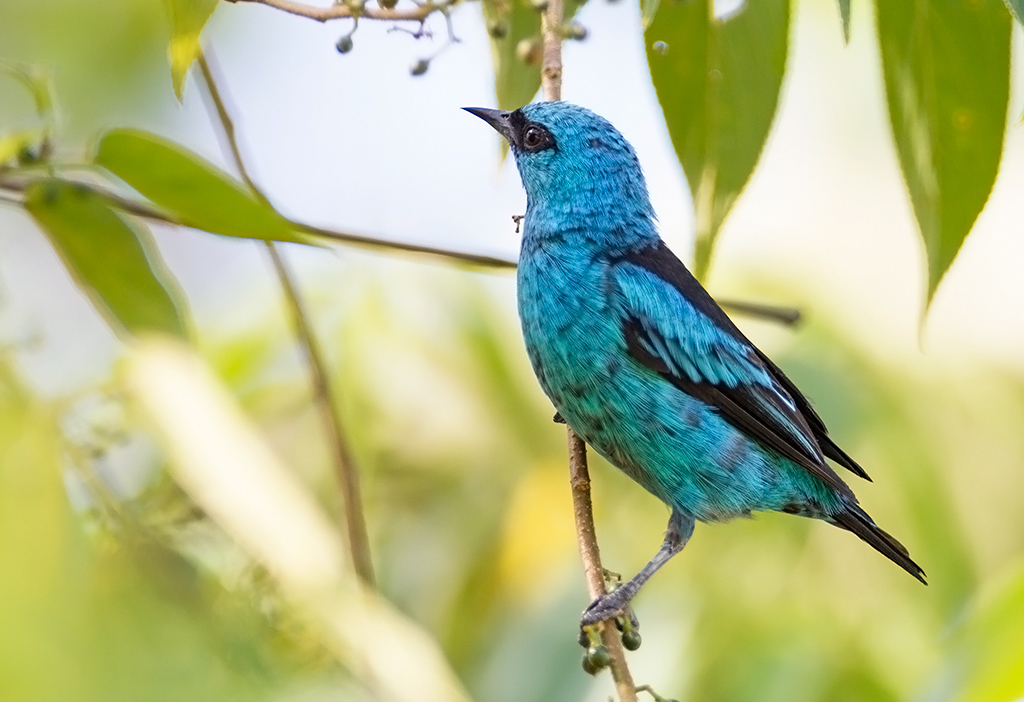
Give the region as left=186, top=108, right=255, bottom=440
left=2, top=0, right=1024, bottom=700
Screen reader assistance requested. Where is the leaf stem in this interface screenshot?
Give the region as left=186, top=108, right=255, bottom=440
left=195, top=48, right=376, bottom=587
left=540, top=2, right=638, bottom=700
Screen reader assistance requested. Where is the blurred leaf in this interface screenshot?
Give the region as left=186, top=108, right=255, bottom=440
left=0, top=0, right=168, bottom=139
left=642, top=0, right=662, bottom=30
left=0, top=362, right=285, bottom=702
left=839, top=0, right=851, bottom=43
left=24, top=179, right=189, bottom=340
left=1003, top=0, right=1024, bottom=23
left=164, top=0, right=219, bottom=100
left=481, top=0, right=584, bottom=115
left=95, top=128, right=310, bottom=244
left=876, top=0, right=1010, bottom=304
left=128, top=338, right=475, bottom=702
left=645, top=0, right=789, bottom=281
left=947, top=562, right=1024, bottom=702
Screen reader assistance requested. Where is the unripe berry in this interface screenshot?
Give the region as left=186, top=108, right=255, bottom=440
left=487, top=19, right=510, bottom=38
left=516, top=37, right=542, bottom=65
left=581, top=652, right=600, bottom=675
left=409, top=58, right=429, bottom=76
left=621, top=628, right=642, bottom=651
left=563, top=22, right=587, bottom=40
left=336, top=35, right=354, bottom=53
left=587, top=644, right=611, bottom=669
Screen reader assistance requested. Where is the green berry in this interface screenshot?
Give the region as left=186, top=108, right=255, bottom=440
left=344, top=0, right=365, bottom=12
left=487, top=19, right=510, bottom=38
left=587, top=644, right=611, bottom=669
left=409, top=59, right=429, bottom=76
left=621, top=628, right=642, bottom=651
left=563, top=22, right=587, bottom=40
left=516, top=37, right=542, bottom=65
left=336, top=35, right=354, bottom=53
left=581, top=652, right=600, bottom=675
left=378, top=0, right=398, bottom=7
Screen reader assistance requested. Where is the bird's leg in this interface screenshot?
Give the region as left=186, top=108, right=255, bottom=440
left=580, top=508, right=695, bottom=629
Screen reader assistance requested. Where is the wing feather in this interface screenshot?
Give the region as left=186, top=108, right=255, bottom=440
left=612, top=244, right=859, bottom=498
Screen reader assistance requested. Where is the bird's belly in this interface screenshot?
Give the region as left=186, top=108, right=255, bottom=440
left=517, top=249, right=815, bottom=522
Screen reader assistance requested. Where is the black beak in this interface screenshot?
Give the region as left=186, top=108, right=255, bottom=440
left=463, top=107, right=515, bottom=144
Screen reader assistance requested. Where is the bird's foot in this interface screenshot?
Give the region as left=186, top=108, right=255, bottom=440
left=553, top=411, right=565, bottom=424
left=581, top=587, right=635, bottom=628
left=577, top=584, right=643, bottom=652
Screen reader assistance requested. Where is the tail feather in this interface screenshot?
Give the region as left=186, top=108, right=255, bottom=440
left=831, top=505, right=927, bottom=584
left=820, top=434, right=872, bottom=482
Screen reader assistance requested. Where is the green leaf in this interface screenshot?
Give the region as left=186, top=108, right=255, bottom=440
left=947, top=562, right=1024, bottom=702
left=24, top=180, right=189, bottom=340
left=1004, top=0, right=1024, bottom=23
left=94, top=129, right=308, bottom=244
left=164, top=0, right=219, bottom=101
left=838, top=0, right=851, bottom=43
left=641, top=0, right=662, bottom=30
left=481, top=0, right=585, bottom=114
left=876, top=0, right=1010, bottom=304
left=645, top=0, right=790, bottom=281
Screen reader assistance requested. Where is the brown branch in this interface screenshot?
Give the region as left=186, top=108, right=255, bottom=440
left=296, top=221, right=517, bottom=269
left=540, top=1, right=637, bottom=700
left=222, top=0, right=457, bottom=23
left=0, top=173, right=516, bottom=268
left=266, top=242, right=376, bottom=586
left=0, top=176, right=797, bottom=324
left=196, top=48, right=376, bottom=587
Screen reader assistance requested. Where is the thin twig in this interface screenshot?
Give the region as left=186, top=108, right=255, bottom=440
left=0, top=173, right=518, bottom=269
left=266, top=242, right=376, bottom=586
left=0, top=177, right=798, bottom=324
left=196, top=49, right=376, bottom=587
left=540, top=1, right=637, bottom=700
left=223, top=0, right=459, bottom=23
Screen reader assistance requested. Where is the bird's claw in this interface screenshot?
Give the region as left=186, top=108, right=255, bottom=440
left=577, top=591, right=642, bottom=651
left=581, top=589, right=630, bottom=627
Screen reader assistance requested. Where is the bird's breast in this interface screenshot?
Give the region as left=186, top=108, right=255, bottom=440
left=517, top=241, right=624, bottom=408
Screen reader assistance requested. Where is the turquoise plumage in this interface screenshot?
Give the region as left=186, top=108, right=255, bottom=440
left=465, top=102, right=924, bottom=633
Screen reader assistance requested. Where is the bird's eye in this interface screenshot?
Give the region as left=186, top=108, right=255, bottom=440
left=524, top=127, right=544, bottom=149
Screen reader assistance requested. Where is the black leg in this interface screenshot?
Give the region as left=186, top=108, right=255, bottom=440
left=580, top=509, right=695, bottom=628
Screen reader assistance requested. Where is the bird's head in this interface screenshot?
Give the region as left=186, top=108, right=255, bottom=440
left=464, top=102, right=654, bottom=226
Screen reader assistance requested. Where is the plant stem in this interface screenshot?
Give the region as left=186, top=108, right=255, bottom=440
left=196, top=49, right=375, bottom=587
left=540, top=3, right=638, bottom=700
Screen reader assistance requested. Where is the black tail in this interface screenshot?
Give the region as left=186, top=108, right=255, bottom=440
left=831, top=505, right=927, bottom=584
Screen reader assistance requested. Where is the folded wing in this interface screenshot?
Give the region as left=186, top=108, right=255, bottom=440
left=611, top=242, right=860, bottom=499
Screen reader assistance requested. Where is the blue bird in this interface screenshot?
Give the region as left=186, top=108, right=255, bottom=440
left=465, top=102, right=925, bottom=634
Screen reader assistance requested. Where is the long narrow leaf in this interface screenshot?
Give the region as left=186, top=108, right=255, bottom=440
left=645, top=0, right=789, bottom=281
left=876, top=0, right=1010, bottom=305
left=165, top=0, right=219, bottom=100
left=95, top=129, right=307, bottom=244
left=25, top=180, right=189, bottom=339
